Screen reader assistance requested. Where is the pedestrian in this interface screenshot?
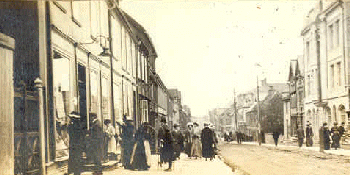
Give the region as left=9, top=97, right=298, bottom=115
left=103, top=119, right=117, bottom=161
left=89, top=113, right=104, bottom=175
left=331, top=122, right=340, bottom=150
left=296, top=124, right=304, bottom=147
left=339, top=122, right=346, bottom=148
left=172, top=123, right=184, bottom=160
left=209, top=124, right=219, bottom=156
left=201, top=122, right=215, bottom=161
left=158, top=118, right=174, bottom=171
left=158, top=117, right=167, bottom=165
left=305, top=123, right=314, bottom=147
left=67, top=111, right=84, bottom=175
left=130, top=122, right=150, bottom=171
left=322, top=122, right=331, bottom=150
left=184, top=122, right=193, bottom=157
left=119, top=115, right=135, bottom=169
left=272, top=130, right=280, bottom=147
left=191, top=122, right=202, bottom=159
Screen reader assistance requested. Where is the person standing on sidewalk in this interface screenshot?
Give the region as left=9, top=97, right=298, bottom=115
left=130, top=122, right=150, bottom=171
left=272, top=130, right=280, bottom=147
left=103, top=119, right=117, bottom=161
left=321, top=122, right=331, bottom=150
left=120, top=115, right=135, bottom=169
left=172, top=124, right=184, bottom=160
left=305, top=123, right=314, bottom=147
left=67, top=111, right=84, bottom=175
left=201, top=122, right=215, bottom=160
left=331, top=122, right=340, bottom=150
left=296, top=124, right=304, bottom=147
left=191, top=122, right=202, bottom=159
left=339, top=122, right=346, bottom=148
left=184, top=122, right=193, bottom=157
left=89, top=113, right=104, bottom=175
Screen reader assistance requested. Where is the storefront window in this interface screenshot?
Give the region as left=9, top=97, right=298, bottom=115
left=52, top=50, right=71, bottom=159
left=102, top=76, right=110, bottom=120
left=90, top=69, right=100, bottom=118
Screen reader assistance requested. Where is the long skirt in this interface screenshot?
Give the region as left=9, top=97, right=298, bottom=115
left=185, top=142, right=192, bottom=157
left=306, top=137, right=313, bottom=147
left=130, top=141, right=149, bottom=170
left=174, top=143, right=181, bottom=159
left=191, top=137, right=202, bottom=157
left=122, top=140, right=134, bottom=169
left=202, top=142, right=214, bottom=158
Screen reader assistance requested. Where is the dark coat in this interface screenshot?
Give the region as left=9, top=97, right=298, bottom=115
left=121, top=123, right=134, bottom=168
left=201, top=127, right=215, bottom=158
left=323, top=127, right=331, bottom=150
left=68, top=118, right=84, bottom=174
left=160, top=128, right=175, bottom=162
left=172, top=130, right=184, bottom=157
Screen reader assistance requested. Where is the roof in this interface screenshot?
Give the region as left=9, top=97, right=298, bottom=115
left=118, top=9, right=158, bottom=58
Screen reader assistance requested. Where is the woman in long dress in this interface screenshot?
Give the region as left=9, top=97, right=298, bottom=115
left=104, top=119, right=117, bottom=160
left=130, top=122, right=150, bottom=170
left=191, top=122, right=202, bottom=159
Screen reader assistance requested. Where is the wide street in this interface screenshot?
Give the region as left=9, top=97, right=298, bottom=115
left=218, top=142, right=350, bottom=175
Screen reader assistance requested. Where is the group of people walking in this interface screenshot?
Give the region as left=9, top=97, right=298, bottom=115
left=66, top=112, right=219, bottom=174
left=294, top=121, right=347, bottom=151
left=184, top=122, right=218, bottom=161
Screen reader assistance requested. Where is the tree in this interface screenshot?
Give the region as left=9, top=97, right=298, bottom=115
left=260, top=92, right=284, bottom=134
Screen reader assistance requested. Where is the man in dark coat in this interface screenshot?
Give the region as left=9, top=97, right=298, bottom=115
left=339, top=122, right=346, bottom=148
left=201, top=123, right=215, bottom=161
left=296, top=125, right=304, bottom=147
left=305, top=123, right=314, bottom=147
left=322, top=122, right=331, bottom=150
left=158, top=118, right=174, bottom=171
left=172, top=124, right=184, bottom=160
left=119, top=116, right=135, bottom=169
left=272, top=130, right=280, bottom=147
left=331, top=122, right=340, bottom=150
left=89, top=113, right=103, bottom=175
left=67, top=112, right=84, bottom=175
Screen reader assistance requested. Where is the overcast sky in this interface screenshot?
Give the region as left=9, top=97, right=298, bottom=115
left=120, top=0, right=317, bottom=117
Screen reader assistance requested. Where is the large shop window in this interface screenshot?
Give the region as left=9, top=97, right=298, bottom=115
left=113, top=83, right=122, bottom=123
left=102, top=76, right=110, bottom=120
left=90, top=69, right=100, bottom=120
left=52, top=51, right=71, bottom=159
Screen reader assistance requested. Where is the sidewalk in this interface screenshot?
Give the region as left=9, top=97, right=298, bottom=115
left=96, top=153, right=234, bottom=175
left=228, top=141, right=350, bottom=156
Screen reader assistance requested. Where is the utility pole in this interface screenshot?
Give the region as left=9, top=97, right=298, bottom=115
left=257, top=75, right=261, bottom=146
left=234, top=89, right=238, bottom=131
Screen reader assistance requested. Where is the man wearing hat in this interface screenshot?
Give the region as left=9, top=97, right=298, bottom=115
left=305, top=121, right=314, bottom=147
left=339, top=122, right=346, bottom=148
left=67, top=111, right=84, bottom=175
left=172, top=124, right=184, bottom=160
left=320, top=122, right=331, bottom=151
left=331, top=122, right=340, bottom=149
left=201, top=122, right=215, bottom=161
left=119, top=115, right=135, bottom=169
left=89, top=113, right=103, bottom=175
left=158, top=117, right=174, bottom=171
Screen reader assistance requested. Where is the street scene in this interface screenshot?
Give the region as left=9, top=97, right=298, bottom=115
left=1, top=0, right=350, bottom=175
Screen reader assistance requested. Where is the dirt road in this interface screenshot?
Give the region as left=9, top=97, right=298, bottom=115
left=218, top=143, right=350, bottom=175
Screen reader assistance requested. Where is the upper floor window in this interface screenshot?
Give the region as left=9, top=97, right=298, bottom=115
left=329, top=24, right=334, bottom=49
left=335, top=20, right=340, bottom=47
left=330, top=64, right=335, bottom=88
left=337, top=62, right=341, bottom=86
left=306, top=41, right=310, bottom=65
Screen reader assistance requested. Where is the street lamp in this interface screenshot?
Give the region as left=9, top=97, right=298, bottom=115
left=255, top=63, right=262, bottom=145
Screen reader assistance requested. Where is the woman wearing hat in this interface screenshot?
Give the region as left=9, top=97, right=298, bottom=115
left=191, top=122, right=202, bottom=159
left=103, top=119, right=117, bottom=160
left=172, top=124, right=184, bottom=160
left=184, top=122, right=193, bottom=157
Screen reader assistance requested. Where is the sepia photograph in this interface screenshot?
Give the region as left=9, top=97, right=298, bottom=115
left=0, top=0, right=350, bottom=174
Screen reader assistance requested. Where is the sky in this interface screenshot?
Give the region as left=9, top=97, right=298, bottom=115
left=120, top=0, right=317, bottom=117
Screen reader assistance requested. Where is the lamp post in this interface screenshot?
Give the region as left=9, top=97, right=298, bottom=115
left=255, top=63, right=262, bottom=146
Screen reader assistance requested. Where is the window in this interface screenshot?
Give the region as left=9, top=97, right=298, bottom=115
left=329, top=24, right=334, bottom=49
left=111, top=16, right=122, bottom=60
left=335, top=20, right=340, bottom=47
left=306, top=41, right=310, bottom=65
left=331, top=64, right=334, bottom=88
left=337, top=62, right=341, bottom=86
